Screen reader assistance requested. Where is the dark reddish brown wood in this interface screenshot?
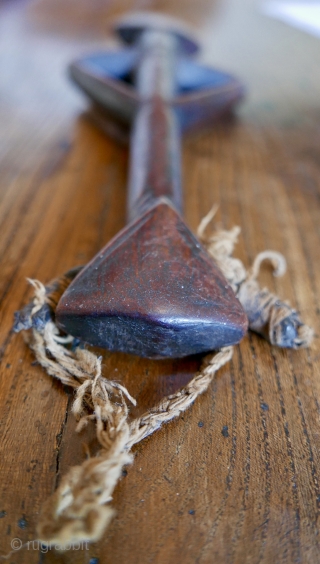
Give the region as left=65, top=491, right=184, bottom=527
left=56, top=201, right=247, bottom=357
left=126, top=26, right=183, bottom=221
left=127, top=96, right=182, bottom=220
left=1, top=1, right=320, bottom=562
left=56, top=16, right=248, bottom=357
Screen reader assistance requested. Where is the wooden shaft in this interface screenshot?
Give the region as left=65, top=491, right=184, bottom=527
left=127, top=30, right=183, bottom=222
left=55, top=25, right=248, bottom=359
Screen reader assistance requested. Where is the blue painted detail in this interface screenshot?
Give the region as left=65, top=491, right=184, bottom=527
left=177, top=59, right=234, bottom=92
left=76, top=50, right=234, bottom=93
left=78, top=49, right=137, bottom=79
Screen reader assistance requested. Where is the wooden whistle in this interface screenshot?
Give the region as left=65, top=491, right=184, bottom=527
left=56, top=13, right=248, bottom=358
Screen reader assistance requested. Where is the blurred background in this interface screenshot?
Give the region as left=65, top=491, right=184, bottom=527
left=2, top=0, right=320, bottom=151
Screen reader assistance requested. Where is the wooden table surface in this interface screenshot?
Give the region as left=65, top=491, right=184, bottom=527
left=1, top=0, right=320, bottom=562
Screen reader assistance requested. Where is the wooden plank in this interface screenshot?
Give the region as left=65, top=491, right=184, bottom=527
left=0, top=0, right=319, bottom=562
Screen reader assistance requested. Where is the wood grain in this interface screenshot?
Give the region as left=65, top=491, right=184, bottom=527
left=0, top=0, right=320, bottom=562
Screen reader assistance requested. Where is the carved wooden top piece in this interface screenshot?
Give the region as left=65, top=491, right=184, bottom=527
left=56, top=201, right=248, bottom=358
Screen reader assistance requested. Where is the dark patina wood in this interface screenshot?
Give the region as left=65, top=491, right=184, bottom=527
left=55, top=16, right=247, bottom=357
left=1, top=1, right=320, bottom=563
left=57, top=201, right=246, bottom=357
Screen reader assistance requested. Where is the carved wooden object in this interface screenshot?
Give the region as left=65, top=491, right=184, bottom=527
left=56, top=14, right=248, bottom=357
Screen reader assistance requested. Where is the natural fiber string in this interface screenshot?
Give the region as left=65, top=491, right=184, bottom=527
left=12, top=211, right=313, bottom=547
left=25, top=304, right=232, bottom=545
left=197, top=209, right=313, bottom=349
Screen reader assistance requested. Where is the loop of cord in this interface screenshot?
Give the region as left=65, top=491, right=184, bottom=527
left=12, top=213, right=313, bottom=547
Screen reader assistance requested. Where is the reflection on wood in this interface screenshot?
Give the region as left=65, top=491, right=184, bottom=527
left=0, top=0, right=319, bottom=562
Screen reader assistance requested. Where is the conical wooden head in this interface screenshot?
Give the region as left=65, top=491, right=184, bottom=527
left=56, top=201, right=248, bottom=358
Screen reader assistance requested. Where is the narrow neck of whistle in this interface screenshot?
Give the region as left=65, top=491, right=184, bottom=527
left=135, top=30, right=178, bottom=100
left=127, top=30, right=183, bottom=222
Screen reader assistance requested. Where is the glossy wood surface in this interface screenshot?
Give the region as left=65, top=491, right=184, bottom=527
left=56, top=201, right=247, bottom=357
left=1, top=0, right=320, bottom=562
left=56, top=23, right=247, bottom=357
